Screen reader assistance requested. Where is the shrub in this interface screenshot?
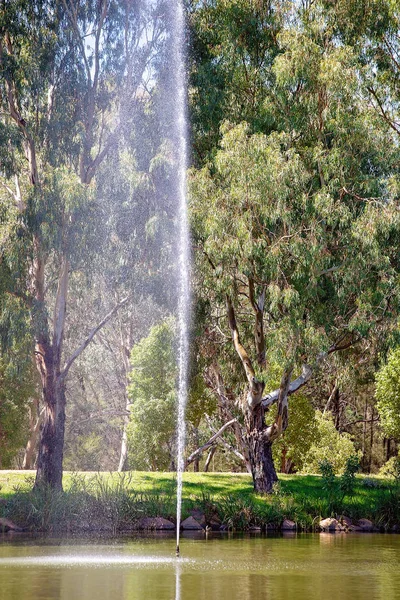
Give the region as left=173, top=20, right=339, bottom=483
left=318, top=455, right=359, bottom=515
left=301, top=411, right=360, bottom=474
left=378, top=455, right=400, bottom=478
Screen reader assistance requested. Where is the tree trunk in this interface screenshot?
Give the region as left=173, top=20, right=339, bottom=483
left=368, top=406, right=374, bottom=473
left=117, top=394, right=130, bottom=472
left=117, top=317, right=133, bottom=472
left=22, top=397, right=42, bottom=469
left=280, top=446, right=288, bottom=473
left=193, top=427, right=200, bottom=472
left=362, top=398, right=368, bottom=471
left=33, top=254, right=68, bottom=490
left=204, top=446, right=216, bottom=472
left=35, top=368, right=66, bottom=491
left=244, top=403, right=278, bottom=494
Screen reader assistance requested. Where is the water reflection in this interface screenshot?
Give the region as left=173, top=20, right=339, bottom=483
left=0, top=534, right=399, bottom=600
left=175, top=561, right=181, bottom=600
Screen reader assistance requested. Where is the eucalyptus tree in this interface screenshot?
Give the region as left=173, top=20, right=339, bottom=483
left=0, top=0, right=168, bottom=488
left=190, top=3, right=400, bottom=492
left=188, top=0, right=282, bottom=164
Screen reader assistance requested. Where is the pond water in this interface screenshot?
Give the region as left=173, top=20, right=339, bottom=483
left=0, top=533, right=399, bottom=600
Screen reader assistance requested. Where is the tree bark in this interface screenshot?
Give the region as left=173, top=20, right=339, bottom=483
left=117, top=319, right=133, bottom=472
left=118, top=415, right=130, bottom=472
left=244, top=403, right=277, bottom=493
left=35, top=376, right=66, bottom=490
left=204, top=445, right=216, bottom=472
left=22, top=398, right=43, bottom=469
left=193, top=427, right=200, bottom=472
left=249, top=277, right=266, bottom=368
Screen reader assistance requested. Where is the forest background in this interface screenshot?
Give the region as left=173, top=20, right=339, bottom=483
left=1, top=0, right=400, bottom=489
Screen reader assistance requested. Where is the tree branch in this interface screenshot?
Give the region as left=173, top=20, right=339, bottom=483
left=262, top=335, right=361, bottom=409
left=226, top=294, right=255, bottom=383
left=204, top=414, right=247, bottom=466
left=226, top=294, right=265, bottom=408
left=248, top=277, right=266, bottom=368
left=342, top=416, right=380, bottom=428
left=367, top=86, right=400, bottom=136
left=185, top=418, right=238, bottom=468
left=61, top=296, right=130, bottom=379
left=265, top=365, right=293, bottom=441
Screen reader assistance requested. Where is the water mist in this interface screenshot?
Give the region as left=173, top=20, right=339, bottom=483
left=170, top=0, right=190, bottom=557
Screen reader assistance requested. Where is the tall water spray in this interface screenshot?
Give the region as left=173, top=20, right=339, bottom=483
left=170, top=0, right=190, bottom=557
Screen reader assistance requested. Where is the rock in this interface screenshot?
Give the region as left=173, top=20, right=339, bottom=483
left=282, top=519, right=296, bottom=531
left=341, top=516, right=353, bottom=528
left=319, top=518, right=344, bottom=532
left=190, top=509, right=206, bottom=527
left=181, top=516, right=203, bottom=531
left=356, top=518, right=374, bottom=532
left=0, top=517, right=23, bottom=532
left=248, top=526, right=261, bottom=532
left=137, top=517, right=175, bottom=530
left=391, top=524, right=400, bottom=533
left=347, top=524, right=363, bottom=532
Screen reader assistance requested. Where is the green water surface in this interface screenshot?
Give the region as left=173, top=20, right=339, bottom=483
left=0, top=533, right=398, bottom=600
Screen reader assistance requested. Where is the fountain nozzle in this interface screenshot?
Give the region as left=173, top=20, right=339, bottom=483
left=176, top=545, right=180, bottom=557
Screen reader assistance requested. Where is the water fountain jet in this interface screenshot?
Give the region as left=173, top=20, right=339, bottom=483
left=170, top=0, right=190, bottom=557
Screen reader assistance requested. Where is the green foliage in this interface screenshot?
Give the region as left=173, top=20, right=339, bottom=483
left=0, top=296, right=37, bottom=467
left=319, top=459, right=336, bottom=492
left=127, top=319, right=177, bottom=470
left=272, top=394, right=318, bottom=472
left=188, top=0, right=281, bottom=162
left=0, top=0, right=178, bottom=477
left=186, top=372, right=217, bottom=428
left=378, top=455, right=400, bottom=478
left=63, top=433, right=104, bottom=472
left=319, top=455, right=360, bottom=515
left=375, top=347, right=400, bottom=439
left=301, top=411, right=360, bottom=474
left=339, top=455, right=360, bottom=497
left=217, top=494, right=280, bottom=530
left=191, top=112, right=400, bottom=378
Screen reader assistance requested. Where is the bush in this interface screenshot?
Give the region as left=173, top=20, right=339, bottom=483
left=378, top=455, right=400, bottom=478
left=375, top=347, right=400, bottom=438
left=301, top=411, right=360, bottom=474
left=318, top=455, right=360, bottom=515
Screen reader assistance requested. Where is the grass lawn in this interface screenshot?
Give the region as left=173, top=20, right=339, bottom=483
left=0, top=470, right=397, bottom=532
left=0, top=469, right=393, bottom=516
left=0, top=470, right=256, bottom=499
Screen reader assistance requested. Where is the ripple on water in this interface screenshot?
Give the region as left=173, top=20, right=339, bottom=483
left=0, top=555, right=193, bottom=569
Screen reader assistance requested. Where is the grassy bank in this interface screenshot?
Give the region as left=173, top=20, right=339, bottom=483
left=0, top=470, right=399, bottom=533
